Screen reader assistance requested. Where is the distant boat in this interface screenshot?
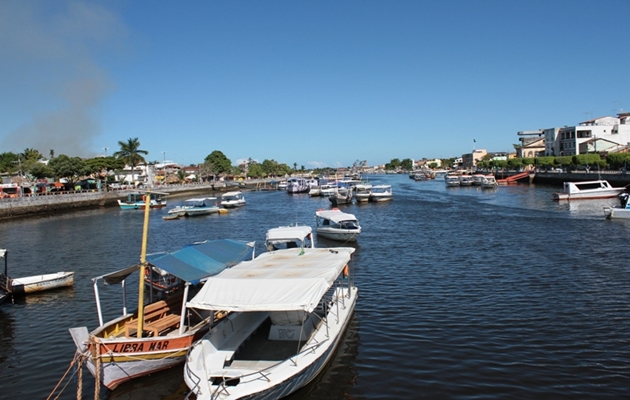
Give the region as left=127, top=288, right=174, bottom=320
left=552, top=180, right=626, bottom=201
left=369, top=185, right=393, bottom=202
left=265, top=225, right=314, bottom=251
left=118, top=191, right=167, bottom=210
left=167, top=197, right=219, bottom=217
left=286, top=177, right=309, bottom=194
left=481, top=175, right=498, bottom=189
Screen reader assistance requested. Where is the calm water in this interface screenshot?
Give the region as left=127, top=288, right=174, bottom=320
left=1, top=175, right=630, bottom=399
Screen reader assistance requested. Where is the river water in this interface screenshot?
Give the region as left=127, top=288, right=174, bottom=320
left=1, top=174, right=630, bottom=399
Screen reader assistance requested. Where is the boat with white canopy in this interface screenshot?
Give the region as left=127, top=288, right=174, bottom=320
left=167, top=197, right=220, bottom=217
left=315, top=209, right=361, bottom=242
left=183, top=247, right=357, bottom=400
left=265, top=225, right=314, bottom=251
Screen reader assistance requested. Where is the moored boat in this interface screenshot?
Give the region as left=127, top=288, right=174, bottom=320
left=168, top=197, right=220, bottom=217
left=221, top=191, right=246, bottom=208
left=445, top=174, right=460, bottom=187
left=315, top=208, right=361, bottom=242
left=265, top=225, right=314, bottom=251
left=552, top=180, right=626, bottom=201
left=286, top=177, right=309, bottom=194
left=69, top=192, right=255, bottom=391
left=369, top=184, right=393, bottom=202
left=0, top=249, right=74, bottom=297
left=354, top=183, right=372, bottom=202
left=481, top=175, right=498, bottom=189
left=183, top=247, right=357, bottom=400
left=118, top=191, right=168, bottom=210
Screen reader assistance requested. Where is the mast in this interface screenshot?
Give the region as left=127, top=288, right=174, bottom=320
left=137, top=191, right=152, bottom=337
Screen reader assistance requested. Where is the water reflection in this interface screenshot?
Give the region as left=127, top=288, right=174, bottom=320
left=0, top=310, right=15, bottom=365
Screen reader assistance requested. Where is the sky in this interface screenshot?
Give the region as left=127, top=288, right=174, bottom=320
left=1, top=0, right=629, bottom=169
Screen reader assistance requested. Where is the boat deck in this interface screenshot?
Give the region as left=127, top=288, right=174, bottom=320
left=231, top=317, right=300, bottom=362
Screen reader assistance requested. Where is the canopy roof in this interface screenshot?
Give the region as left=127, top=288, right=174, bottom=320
left=146, top=239, right=254, bottom=283
left=184, top=197, right=217, bottom=203
left=315, top=209, right=358, bottom=223
left=187, top=247, right=354, bottom=313
left=265, top=226, right=312, bottom=244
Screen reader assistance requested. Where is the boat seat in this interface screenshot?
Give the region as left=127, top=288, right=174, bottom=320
left=124, top=300, right=174, bottom=337
left=143, top=314, right=181, bottom=337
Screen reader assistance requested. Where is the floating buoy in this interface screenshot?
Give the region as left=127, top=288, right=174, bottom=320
left=218, top=208, right=228, bottom=214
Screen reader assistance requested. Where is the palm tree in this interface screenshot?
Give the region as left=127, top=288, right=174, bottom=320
left=113, top=138, right=148, bottom=187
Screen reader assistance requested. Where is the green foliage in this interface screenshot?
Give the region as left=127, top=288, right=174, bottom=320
left=492, top=160, right=508, bottom=168
left=204, top=150, right=232, bottom=176
left=535, top=156, right=555, bottom=167
left=605, top=153, right=630, bottom=169
left=0, top=152, right=19, bottom=173
left=247, top=163, right=265, bottom=178
left=574, top=153, right=601, bottom=166
left=521, top=157, right=535, bottom=166
left=554, top=156, right=573, bottom=166
left=507, top=158, right=523, bottom=168
left=29, top=163, right=53, bottom=180
left=113, top=138, right=148, bottom=169
left=400, top=158, right=413, bottom=170
left=48, top=155, right=88, bottom=183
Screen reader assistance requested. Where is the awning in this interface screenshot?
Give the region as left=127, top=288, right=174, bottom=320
left=265, top=226, right=312, bottom=244
left=101, top=265, right=140, bottom=285
left=146, top=239, right=254, bottom=283
left=187, top=247, right=354, bottom=313
left=315, top=209, right=358, bottom=223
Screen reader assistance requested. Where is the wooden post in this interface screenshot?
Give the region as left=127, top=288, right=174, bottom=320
left=137, top=192, right=151, bottom=338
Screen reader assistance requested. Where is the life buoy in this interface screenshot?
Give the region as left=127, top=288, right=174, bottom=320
left=343, top=265, right=349, bottom=278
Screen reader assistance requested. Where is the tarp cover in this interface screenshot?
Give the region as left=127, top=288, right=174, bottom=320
left=315, top=209, right=358, bottom=223
left=187, top=247, right=354, bottom=313
left=265, top=226, right=312, bottom=244
left=145, top=239, right=254, bottom=284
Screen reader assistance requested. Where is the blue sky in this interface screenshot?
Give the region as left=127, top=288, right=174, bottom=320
left=1, top=0, right=628, bottom=168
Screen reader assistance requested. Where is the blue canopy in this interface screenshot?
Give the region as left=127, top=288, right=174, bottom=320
left=146, top=239, right=254, bottom=284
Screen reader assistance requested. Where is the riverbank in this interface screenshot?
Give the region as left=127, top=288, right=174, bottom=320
left=0, top=179, right=279, bottom=219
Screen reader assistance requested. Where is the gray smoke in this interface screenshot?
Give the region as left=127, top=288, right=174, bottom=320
left=0, top=1, right=127, bottom=157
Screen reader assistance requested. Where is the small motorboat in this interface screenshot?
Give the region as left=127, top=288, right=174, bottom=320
left=221, top=191, right=246, bottom=208
left=315, top=208, right=361, bottom=242
left=0, top=249, right=74, bottom=298
left=553, top=180, right=626, bottom=201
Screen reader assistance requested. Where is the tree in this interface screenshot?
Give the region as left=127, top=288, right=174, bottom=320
left=48, top=155, right=88, bottom=183
left=113, top=138, right=148, bottom=187
left=29, top=163, right=53, bottom=180
left=401, top=158, right=413, bottom=171
left=0, top=152, right=19, bottom=173
left=247, top=163, right=265, bottom=178
left=203, top=150, right=232, bottom=179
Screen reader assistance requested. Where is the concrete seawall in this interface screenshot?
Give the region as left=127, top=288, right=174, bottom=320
left=0, top=180, right=279, bottom=219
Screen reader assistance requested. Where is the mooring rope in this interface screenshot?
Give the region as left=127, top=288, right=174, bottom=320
left=46, top=352, right=80, bottom=400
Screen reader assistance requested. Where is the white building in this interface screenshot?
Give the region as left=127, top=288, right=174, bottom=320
left=541, top=114, right=630, bottom=156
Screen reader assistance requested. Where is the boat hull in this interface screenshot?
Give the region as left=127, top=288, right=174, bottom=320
left=185, top=287, right=357, bottom=400
left=603, top=206, right=630, bottom=219
left=553, top=190, right=624, bottom=201
left=316, top=227, right=360, bottom=242
left=72, top=321, right=209, bottom=390
left=10, top=271, right=74, bottom=295
left=118, top=200, right=167, bottom=210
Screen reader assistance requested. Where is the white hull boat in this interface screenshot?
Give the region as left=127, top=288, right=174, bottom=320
left=481, top=175, right=498, bottom=189
left=168, top=197, right=220, bottom=217
left=183, top=247, right=357, bottom=400
left=603, top=193, right=630, bottom=219
left=553, top=180, right=626, bottom=201
left=265, top=225, right=314, bottom=251
left=286, top=178, right=309, bottom=194
left=315, top=209, right=361, bottom=242
left=369, top=185, right=393, bottom=202
left=445, top=175, right=460, bottom=187
left=221, top=191, right=246, bottom=208
left=354, top=184, right=372, bottom=203
left=0, top=249, right=74, bottom=297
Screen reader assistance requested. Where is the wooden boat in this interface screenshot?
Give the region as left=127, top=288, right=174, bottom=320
left=118, top=191, right=168, bottom=210
left=315, top=208, right=361, bottom=242
left=69, top=191, right=255, bottom=391
left=0, top=249, right=74, bottom=297
left=552, top=180, right=626, bottom=201
left=183, top=247, right=357, bottom=400
left=329, top=185, right=353, bottom=206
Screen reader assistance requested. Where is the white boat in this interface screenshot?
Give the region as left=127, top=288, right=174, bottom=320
left=329, top=185, right=353, bottom=206
left=315, top=208, right=361, bottom=242
left=0, top=249, right=74, bottom=297
left=221, top=191, right=246, bottom=208
left=369, top=185, right=393, bottom=202
left=552, top=180, right=626, bottom=201
left=118, top=191, right=167, bottom=210
left=472, top=174, right=485, bottom=185
left=265, top=225, right=314, bottom=251
left=445, top=174, right=460, bottom=187
left=459, top=175, right=474, bottom=186
left=69, top=236, right=256, bottom=391
left=603, top=193, right=630, bottom=219
left=168, top=197, right=220, bottom=217
left=354, top=183, right=372, bottom=203
left=319, top=183, right=340, bottom=197
left=278, top=180, right=288, bottom=190
left=286, top=177, right=309, bottom=194
left=183, top=247, right=357, bottom=400
left=481, top=175, right=498, bottom=189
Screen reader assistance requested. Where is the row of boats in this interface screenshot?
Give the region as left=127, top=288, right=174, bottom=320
left=281, top=177, right=394, bottom=203
left=61, top=192, right=362, bottom=399
left=444, top=173, right=498, bottom=188
left=548, top=178, right=630, bottom=219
